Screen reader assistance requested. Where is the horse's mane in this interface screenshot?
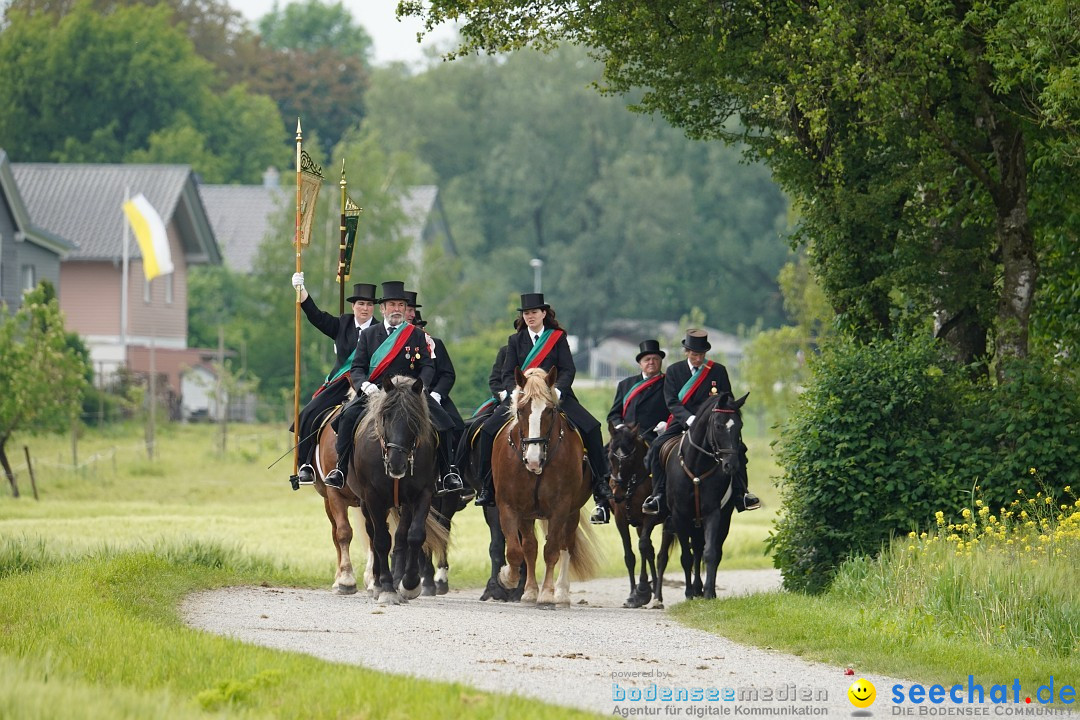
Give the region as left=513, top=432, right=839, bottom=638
left=358, top=376, right=433, bottom=446
left=508, top=368, right=558, bottom=430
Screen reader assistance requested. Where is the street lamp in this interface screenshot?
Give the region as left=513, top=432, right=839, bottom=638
left=529, top=257, right=544, bottom=293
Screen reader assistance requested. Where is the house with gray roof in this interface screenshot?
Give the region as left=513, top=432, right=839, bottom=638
left=0, top=150, right=76, bottom=310
left=11, top=160, right=222, bottom=403
left=201, top=177, right=455, bottom=279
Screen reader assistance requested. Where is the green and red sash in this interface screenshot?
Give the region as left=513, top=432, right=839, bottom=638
left=622, top=373, right=664, bottom=417
left=667, top=361, right=714, bottom=424
left=521, top=328, right=564, bottom=370
left=470, top=396, right=498, bottom=417
left=312, top=345, right=357, bottom=398
left=368, top=322, right=414, bottom=384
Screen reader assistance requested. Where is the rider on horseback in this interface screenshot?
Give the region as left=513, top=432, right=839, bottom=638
left=641, top=330, right=759, bottom=515
left=607, top=339, right=669, bottom=446
left=472, top=293, right=617, bottom=525
left=324, top=281, right=465, bottom=496
left=408, top=295, right=471, bottom=500
left=290, top=274, right=377, bottom=486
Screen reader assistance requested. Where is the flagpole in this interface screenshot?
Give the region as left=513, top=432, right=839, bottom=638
left=338, top=159, right=347, bottom=315
left=292, top=118, right=303, bottom=488
left=121, top=187, right=130, bottom=373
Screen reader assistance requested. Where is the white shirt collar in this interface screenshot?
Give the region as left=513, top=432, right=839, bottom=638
left=356, top=317, right=373, bottom=330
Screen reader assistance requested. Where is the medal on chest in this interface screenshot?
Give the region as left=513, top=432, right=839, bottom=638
left=710, top=380, right=718, bottom=395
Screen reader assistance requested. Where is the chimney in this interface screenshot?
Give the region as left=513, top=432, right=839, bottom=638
left=262, top=166, right=279, bottom=188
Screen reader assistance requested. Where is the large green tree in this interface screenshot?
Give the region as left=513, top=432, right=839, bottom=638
left=0, top=0, right=286, bottom=182
left=365, top=47, right=791, bottom=342
left=402, top=0, right=1080, bottom=371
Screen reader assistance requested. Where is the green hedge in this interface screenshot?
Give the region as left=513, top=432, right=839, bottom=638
left=770, top=335, right=1080, bottom=593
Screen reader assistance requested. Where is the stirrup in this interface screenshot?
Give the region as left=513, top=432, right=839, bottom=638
left=436, top=470, right=464, bottom=496
left=324, top=468, right=346, bottom=490
left=641, top=495, right=662, bottom=516
left=297, top=464, right=315, bottom=485
left=742, top=492, right=761, bottom=511
left=589, top=504, right=610, bottom=525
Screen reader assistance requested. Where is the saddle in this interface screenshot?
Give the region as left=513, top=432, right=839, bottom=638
left=658, top=433, right=682, bottom=468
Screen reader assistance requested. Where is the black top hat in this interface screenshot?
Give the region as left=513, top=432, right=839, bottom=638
left=413, top=310, right=427, bottom=328
left=518, top=292, right=550, bottom=312
left=635, top=339, right=666, bottom=362
left=404, top=290, right=422, bottom=308
left=377, top=280, right=409, bottom=303
left=345, top=282, right=376, bottom=303
left=681, top=329, right=711, bottom=353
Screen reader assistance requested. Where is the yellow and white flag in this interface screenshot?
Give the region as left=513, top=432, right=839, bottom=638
left=123, top=193, right=174, bottom=280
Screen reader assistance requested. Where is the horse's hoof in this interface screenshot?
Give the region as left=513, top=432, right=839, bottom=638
left=623, top=596, right=644, bottom=609
left=497, top=566, right=515, bottom=590
left=521, top=587, right=538, bottom=604
left=536, top=589, right=554, bottom=605
left=377, top=591, right=403, bottom=605
left=481, top=579, right=507, bottom=602
left=334, top=584, right=358, bottom=596
left=508, top=588, right=524, bottom=603
left=420, top=584, right=437, bottom=597
left=647, top=599, right=664, bottom=610
left=435, top=580, right=449, bottom=595
left=554, top=589, right=570, bottom=607
left=397, top=579, right=422, bottom=600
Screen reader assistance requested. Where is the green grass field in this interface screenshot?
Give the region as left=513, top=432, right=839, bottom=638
left=0, top=418, right=780, bottom=720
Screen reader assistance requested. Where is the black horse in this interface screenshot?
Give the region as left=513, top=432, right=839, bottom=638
left=349, top=375, right=447, bottom=605
left=607, top=422, right=665, bottom=608
left=655, top=392, right=748, bottom=600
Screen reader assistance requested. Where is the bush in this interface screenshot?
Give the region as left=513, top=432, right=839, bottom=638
left=769, top=336, right=1080, bottom=594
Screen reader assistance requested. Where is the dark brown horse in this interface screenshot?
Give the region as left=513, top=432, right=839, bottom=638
left=492, top=367, right=599, bottom=605
left=347, top=375, right=448, bottom=604
left=607, top=422, right=665, bottom=608
left=655, top=392, right=748, bottom=599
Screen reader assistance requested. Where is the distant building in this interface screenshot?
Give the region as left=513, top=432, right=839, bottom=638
left=11, top=160, right=223, bottom=413
left=583, top=320, right=746, bottom=382
left=201, top=177, right=455, bottom=277
left=0, top=149, right=76, bottom=309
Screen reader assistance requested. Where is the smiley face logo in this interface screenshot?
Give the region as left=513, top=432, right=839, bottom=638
left=848, top=678, right=876, bottom=708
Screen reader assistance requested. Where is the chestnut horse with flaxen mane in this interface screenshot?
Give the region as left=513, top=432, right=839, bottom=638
left=492, top=367, right=599, bottom=606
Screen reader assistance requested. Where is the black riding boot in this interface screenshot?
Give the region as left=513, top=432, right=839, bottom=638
left=473, top=432, right=496, bottom=507
left=732, top=446, right=759, bottom=511
left=326, top=399, right=362, bottom=490
left=584, top=428, right=614, bottom=524
left=435, top=430, right=466, bottom=497
left=642, top=444, right=666, bottom=515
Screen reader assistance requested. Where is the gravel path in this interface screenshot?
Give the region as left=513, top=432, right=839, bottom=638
left=183, top=571, right=1058, bottom=717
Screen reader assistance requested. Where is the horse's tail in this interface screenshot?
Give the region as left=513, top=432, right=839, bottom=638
left=386, top=507, right=450, bottom=558
left=567, top=509, right=602, bottom=580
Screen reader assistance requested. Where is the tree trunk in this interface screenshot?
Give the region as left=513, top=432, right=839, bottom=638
left=0, top=440, right=19, bottom=498
left=989, top=123, right=1036, bottom=377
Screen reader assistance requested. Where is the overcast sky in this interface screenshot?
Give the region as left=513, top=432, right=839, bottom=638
left=227, top=0, right=459, bottom=67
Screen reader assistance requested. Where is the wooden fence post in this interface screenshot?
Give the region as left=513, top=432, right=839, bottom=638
left=23, top=446, right=39, bottom=501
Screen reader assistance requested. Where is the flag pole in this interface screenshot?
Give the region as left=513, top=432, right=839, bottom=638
left=338, top=159, right=347, bottom=315
left=292, top=118, right=303, bottom=489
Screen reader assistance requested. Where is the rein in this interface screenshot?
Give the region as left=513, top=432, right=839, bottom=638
left=379, top=435, right=418, bottom=508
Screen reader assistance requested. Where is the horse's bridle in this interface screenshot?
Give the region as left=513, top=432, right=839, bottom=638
left=380, top=437, right=417, bottom=478
left=510, top=405, right=564, bottom=474
left=678, top=407, right=740, bottom=524
left=610, top=437, right=646, bottom=504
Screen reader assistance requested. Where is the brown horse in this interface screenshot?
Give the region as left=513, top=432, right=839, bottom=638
left=312, top=402, right=366, bottom=595
left=492, top=367, right=599, bottom=606
left=607, top=422, right=665, bottom=608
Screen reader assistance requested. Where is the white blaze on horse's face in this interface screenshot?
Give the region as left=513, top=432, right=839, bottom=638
left=726, top=418, right=736, bottom=431
left=524, top=397, right=544, bottom=474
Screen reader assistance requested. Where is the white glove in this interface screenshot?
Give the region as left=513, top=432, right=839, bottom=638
left=291, top=271, right=305, bottom=290
left=653, top=421, right=668, bottom=433
left=498, top=390, right=508, bottom=401
left=554, top=388, right=562, bottom=399
left=686, top=415, right=696, bottom=427
left=429, top=391, right=442, bottom=404
left=361, top=381, right=378, bottom=397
